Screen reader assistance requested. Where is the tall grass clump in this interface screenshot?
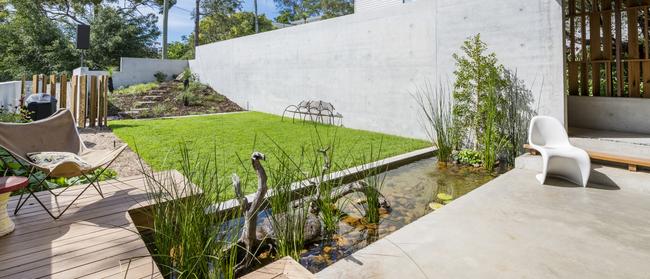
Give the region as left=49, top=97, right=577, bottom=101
left=413, top=82, right=456, bottom=164
left=354, top=143, right=388, bottom=224
left=141, top=145, right=241, bottom=279
left=265, top=146, right=313, bottom=260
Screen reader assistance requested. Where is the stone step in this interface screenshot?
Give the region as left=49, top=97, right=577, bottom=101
left=142, top=95, right=162, bottom=100
left=134, top=101, right=156, bottom=108
left=147, top=89, right=166, bottom=94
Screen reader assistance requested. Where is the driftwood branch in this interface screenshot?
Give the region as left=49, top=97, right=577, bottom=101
left=330, top=180, right=390, bottom=209
left=234, top=152, right=268, bottom=276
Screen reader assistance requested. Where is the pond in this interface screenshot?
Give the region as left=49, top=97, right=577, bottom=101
left=138, top=157, right=496, bottom=277
left=287, top=157, right=494, bottom=273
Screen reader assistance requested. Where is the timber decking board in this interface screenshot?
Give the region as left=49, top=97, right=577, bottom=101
left=0, top=170, right=189, bottom=278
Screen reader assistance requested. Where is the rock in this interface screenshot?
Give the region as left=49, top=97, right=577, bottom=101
left=437, top=193, right=453, bottom=201
left=323, top=246, right=333, bottom=253
left=429, top=202, right=444, bottom=210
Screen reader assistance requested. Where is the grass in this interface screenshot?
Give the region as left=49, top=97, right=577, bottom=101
left=114, top=82, right=158, bottom=95
left=109, top=111, right=429, bottom=194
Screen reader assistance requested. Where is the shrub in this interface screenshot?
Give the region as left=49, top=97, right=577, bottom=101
left=456, top=149, right=482, bottom=166
left=154, top=71, right=167, bottom=83
left=176, top=91, right=200, bottom=106
left=113, top=82, right=158, bottom=95
left=151, top=103, right=173, bottom=117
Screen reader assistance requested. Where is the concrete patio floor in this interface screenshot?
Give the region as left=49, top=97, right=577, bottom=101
left=317, top=161, right=650, bottom=278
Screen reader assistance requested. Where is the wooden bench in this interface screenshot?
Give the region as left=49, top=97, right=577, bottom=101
left=523, top=144, right=650, bottom=172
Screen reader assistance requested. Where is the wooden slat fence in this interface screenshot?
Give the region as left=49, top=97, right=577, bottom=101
left=21, top=74, right=108, bottom=128
left=566, top=0, right=650, bottom=98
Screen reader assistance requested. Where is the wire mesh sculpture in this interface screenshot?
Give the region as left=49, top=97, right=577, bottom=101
left=281, top=100, right=343, bottom=125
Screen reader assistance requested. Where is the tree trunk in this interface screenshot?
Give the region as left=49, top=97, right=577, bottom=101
left=162, top=0, right=169, bottom=59
left=194, top=0, right=200, bottom=47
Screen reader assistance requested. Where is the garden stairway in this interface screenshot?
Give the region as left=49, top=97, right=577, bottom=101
left=117, top=88, right=165, bottom=119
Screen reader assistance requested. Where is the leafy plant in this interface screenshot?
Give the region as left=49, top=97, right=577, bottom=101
left=452, top=33, right=505, bottom=150
left=456, top=149, right=481, bottom=166
left=0, top=105, right=30, bottom=123
left=151, top=102, right=173, bottom=117
left=106, top=66, right=116, bottom=77
left=154, top=71, right=167, bottom=83
left=176, top=91, right=200, bottom=106
left=481, top=78, right=509, bottom=170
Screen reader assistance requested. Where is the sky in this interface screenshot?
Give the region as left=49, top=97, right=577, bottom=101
left=147, top=0, right=281, bottom=43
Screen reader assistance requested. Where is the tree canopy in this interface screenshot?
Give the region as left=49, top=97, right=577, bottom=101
left=0, top=0, right=161, bottom=81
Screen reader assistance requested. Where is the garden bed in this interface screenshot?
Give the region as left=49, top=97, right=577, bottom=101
left=108, top=80, right=243, bottom=119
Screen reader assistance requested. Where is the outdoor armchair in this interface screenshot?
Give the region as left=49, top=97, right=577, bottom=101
left=0, top=109, right=127, bottom=219
left=528, top=116, right=590, bottom=187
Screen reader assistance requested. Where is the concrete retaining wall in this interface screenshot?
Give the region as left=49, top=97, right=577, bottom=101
left=75, top=57, right=188, bottom=89
left=0, top=81, right=23, bottom=109
left=191, top=0, right=565, bottom=139
left=568, top=96, right=650, bottom=134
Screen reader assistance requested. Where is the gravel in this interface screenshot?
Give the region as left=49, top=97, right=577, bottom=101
left=78, top=127, right=150, bottom=178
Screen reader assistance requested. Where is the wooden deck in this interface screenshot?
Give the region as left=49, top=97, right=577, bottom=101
left=0, top=171, right=186, bottom=279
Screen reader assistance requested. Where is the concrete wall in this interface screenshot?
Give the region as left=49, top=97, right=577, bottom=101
left=568, top=96, right=650, bottom=134
left=190, top=0, right=564, bottom=140
left=75, top=57, right=188, bottom=88
left=0, top=81, right=23, bottom=109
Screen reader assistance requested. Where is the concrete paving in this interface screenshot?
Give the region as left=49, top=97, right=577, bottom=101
left=570, top=127, right=650, bottom=147
left=317, top=165, right=650, bottom=278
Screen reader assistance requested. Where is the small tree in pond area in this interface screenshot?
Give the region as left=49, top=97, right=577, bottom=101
left=438, top=34, right=536, bottom=170
left=452, top=34, right=506, bottom=150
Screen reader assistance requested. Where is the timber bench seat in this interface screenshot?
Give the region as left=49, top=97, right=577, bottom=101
left=524, top=144, right=650, bottom=172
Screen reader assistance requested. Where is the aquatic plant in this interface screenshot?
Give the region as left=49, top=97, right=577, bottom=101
left=141, top=144, right=242, bottom=279
left=481, top=75, right=509, bottom=170
left=412, top=82, right=456, bottom=164
left=265, top=150, right=311, bottom=261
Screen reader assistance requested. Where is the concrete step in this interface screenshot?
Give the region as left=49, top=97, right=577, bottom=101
left=515, top=153, right=650, bottom=188
left=142, top=95, right=162, bottom=100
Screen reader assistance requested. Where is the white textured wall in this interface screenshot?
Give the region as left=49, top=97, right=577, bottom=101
left=190, top=0, right=565, bottom=140
left=0, top=81, right=23, bottom=109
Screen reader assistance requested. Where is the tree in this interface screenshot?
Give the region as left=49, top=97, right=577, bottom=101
left=85, top=5, right=159, bottom=69
left=199, top=12, right=274, bottom=43
left=274, top=0, right=352, bottom=23
left=320, top=0, right=353, bottom=19
left=0, top=1, right=77, bottom=81
left=167, top=39, right=193, bottom=60
left=273, top=0, right=320, bottom=23
left=154, top=0, right=176, bottom=59
left=452, top=34, right=505, bottom=150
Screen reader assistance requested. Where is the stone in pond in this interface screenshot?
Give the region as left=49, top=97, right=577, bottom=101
left=437, top=193, right=453, bottom=201
left=429, top=202, right=444, bottom=210
left=323, top=246, right=334, bottom=253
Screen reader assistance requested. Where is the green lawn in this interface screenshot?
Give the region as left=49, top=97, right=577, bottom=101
left=109, top=111, right=429, bottom=190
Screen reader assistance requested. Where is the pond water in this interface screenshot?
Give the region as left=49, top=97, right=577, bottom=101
left=296, top=157, right=495, bottom=273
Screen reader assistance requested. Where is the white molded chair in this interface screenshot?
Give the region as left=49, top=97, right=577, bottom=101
left=528, top=116, right=590, bottom=187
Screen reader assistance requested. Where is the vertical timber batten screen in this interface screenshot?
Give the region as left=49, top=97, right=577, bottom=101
left=566, top=0, right=650, bottom=97
left=20, top=74, right=108, bottom=127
